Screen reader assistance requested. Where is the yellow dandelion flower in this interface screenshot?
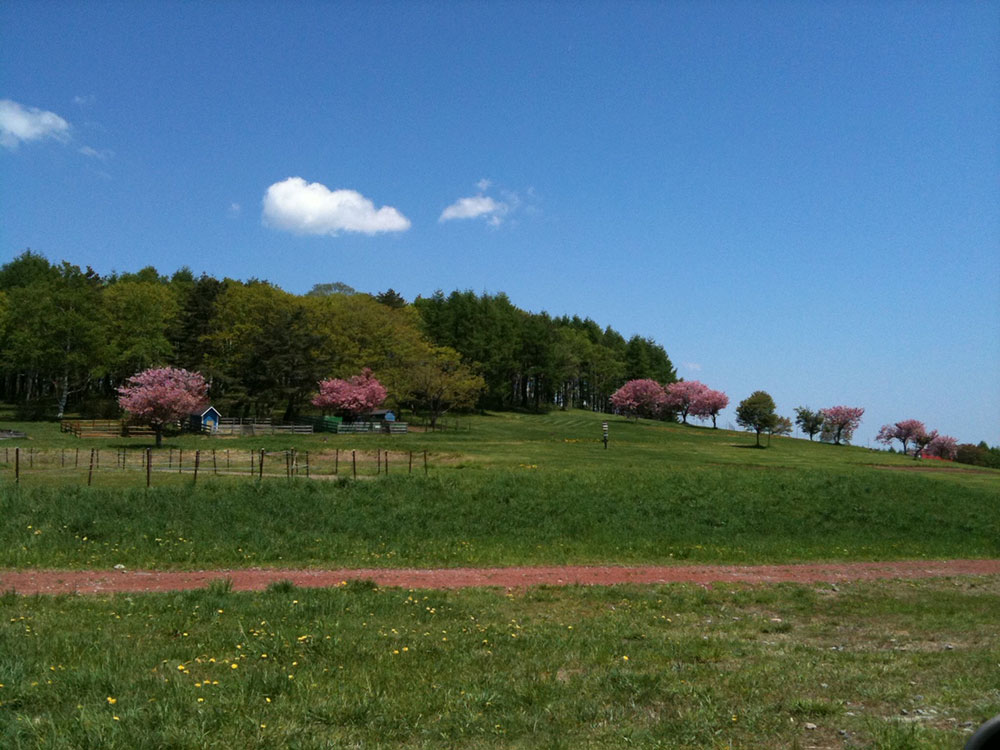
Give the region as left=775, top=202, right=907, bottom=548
left=231, top=663, right=238, bottom=669
left=106, top=697, right=117, bottom=705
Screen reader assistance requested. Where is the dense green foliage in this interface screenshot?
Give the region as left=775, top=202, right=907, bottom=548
left=2, top=579, right=997, bottom=748
left=0, top=252, right=675, bottom=420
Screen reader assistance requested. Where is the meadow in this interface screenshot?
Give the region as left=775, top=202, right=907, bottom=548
left=2, top=578, right=998, bottom=748
left=0, top=410, right=997, bottom=569
left=1, top=410, right=998, bottom=748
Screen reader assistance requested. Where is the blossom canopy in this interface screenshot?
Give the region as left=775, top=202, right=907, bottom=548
left=609, top=379, right=667, bottom=420
left=117, top=367, right=208, bottom=445
left=312, top=368, right=387, bottom=418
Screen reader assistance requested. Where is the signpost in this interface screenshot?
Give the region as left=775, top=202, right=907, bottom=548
left=602, top=421, right=608, bottom=449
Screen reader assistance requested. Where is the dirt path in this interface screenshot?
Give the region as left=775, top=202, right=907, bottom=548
left=2, top=559, right=999, bottom=596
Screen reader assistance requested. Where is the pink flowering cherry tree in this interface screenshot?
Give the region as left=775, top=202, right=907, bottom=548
left=664, top=380, right=710, bottom=424
left=924, top=434, right=958, bottom=460
left=820, top=406, right=864, bottom=445
left=312, top=368, right=387, bottom=420
left=690, top=388, right=729, bottom=429
left=117, top=367, right=209, bottom=447
left=876, top=419, right=928, bottom=457
left=609, top=379, right=667, bottom=420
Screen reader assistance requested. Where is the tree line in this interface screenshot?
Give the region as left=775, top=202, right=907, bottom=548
left=0, top=251, right=676, bottom=421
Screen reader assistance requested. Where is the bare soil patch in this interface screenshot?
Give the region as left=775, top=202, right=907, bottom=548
left=2, top=559, right=998, bottom=596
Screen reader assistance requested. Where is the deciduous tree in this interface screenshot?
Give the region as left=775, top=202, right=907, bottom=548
left=312, top=368, right=387, bottom=419
left=117, top=367, right=208, bottom=447
left=736, top=391, right=777, bottom=447
left=690, top=388, right=729, bottom=428
left=794, top=407, right=825, bottom=441
left=820, top=406, right=864, bottom=445
left=875, top=419, right=927, bottom=456
left=664, top=380, right=710, bottom=424
left=405, top=347, right=485, bottom=429
left=924, top=434, right=957, bottom=460
left=610, top=379, right=667, bottom=420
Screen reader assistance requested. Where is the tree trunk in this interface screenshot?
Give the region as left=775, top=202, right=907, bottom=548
left=56, top=372, right=70, bottom=419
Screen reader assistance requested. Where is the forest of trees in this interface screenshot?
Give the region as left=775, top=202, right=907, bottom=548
left=0, top=251, right=677, bottom=421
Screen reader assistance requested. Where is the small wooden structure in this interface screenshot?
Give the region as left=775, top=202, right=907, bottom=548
left=190, top=406, right=222, bottom=434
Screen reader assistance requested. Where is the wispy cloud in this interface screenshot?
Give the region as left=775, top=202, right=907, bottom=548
left=439, top=195, right=508, bottom=224
left=262, top=177, right=410, bottom=236
left=0, top=99, right=70, bottom=149
left=440, top=179, right=536, bottom=227
left=73, top=94, right=96, bottom=107
left=78, top=145, right=113, bottom=160
left=683, top=362, right=702, bottom=372
left=228, top=202, right=242, bottom=218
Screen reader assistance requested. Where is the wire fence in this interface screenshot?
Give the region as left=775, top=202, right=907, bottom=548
left=0, top=446, right=434, bottom=487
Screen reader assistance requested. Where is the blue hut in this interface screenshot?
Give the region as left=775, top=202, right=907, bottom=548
left=190, top=406, right=222, bottom=433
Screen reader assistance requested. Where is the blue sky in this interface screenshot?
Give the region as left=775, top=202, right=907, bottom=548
left=2, top=0, right=998, bottom=446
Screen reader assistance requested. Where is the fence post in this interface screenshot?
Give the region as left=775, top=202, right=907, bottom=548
left=352, top=450, right=356, bottom=479
left=75, top=448, right=79, bottom=468
left=335, top=448, right=339, bottom=476
left=250, top=449, right=254, bottom=475
left=409, top=451, right=413, bottom=474
left=213, top=449, right=217, bottom=475
left=193, top=451, right=200, bottom=484
left=178, top=449, right=183, bottom=474
left=305, top=451, right=310, bottom=478
left=424, top=450, right=428, bottom=476
left=15, top=447, right=20, bottom=484
left=29, top=447, right=33, bottom=469
left=146, top=448, right=152, bottom=488
left=258, top=449, right=264, bottom=481
left=87, top=449, right=95, bottom=486
left=61, top=449, right=65, bottom=468
left=377, top=448, right=381, bottom=475
left=226, top=449, right=230, bottom=470
left=96, top=449, right=100, bottom=471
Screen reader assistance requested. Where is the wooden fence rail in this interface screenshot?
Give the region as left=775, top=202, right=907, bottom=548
left=1, top=447, right=433, bottom=486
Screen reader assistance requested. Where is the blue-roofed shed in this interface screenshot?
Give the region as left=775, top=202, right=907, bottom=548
left=190, top=406, right=222, bottom=433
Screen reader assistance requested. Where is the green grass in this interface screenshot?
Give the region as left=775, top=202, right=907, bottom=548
left=2, top=578, right=997, bottom=748
left=1, top=410, right=997, bottom=569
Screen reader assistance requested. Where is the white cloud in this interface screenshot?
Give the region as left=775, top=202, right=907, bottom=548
left=79, top=145, right=113, bottom=160
left=228, top=202, right=242, bottom=217
left=73, top=94, right=96, bottom=107
left=0, top=99, right=71, bottom=148
left=683, top=362, right=702, bottom=372
left=476, top=178, right=492, bottom=192
left=262, top=177, right=411, bottom=236
left=439, top=195, right=509, bottom=223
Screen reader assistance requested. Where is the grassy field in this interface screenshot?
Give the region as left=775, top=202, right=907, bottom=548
left=2, top=578, right=998, bottom=749
left=0, top=409, right=998, bottom=569
left=2, top=410, right=998, bottom=748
